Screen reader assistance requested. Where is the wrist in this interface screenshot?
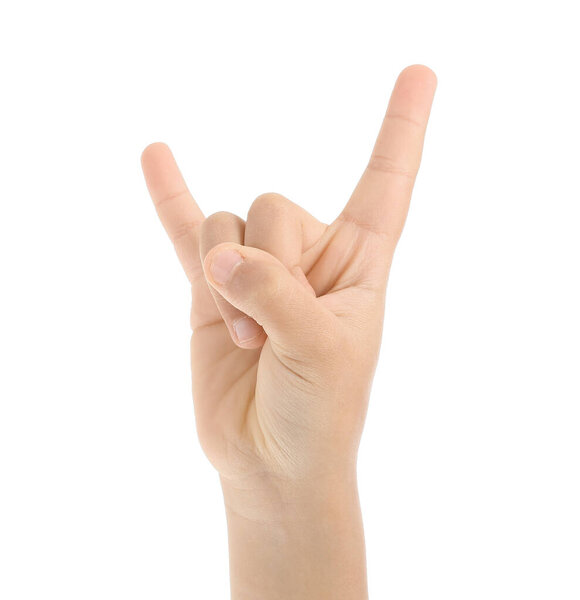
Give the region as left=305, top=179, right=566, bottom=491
left=219, top=468, right=368, bottom=600
left=219, top=465, right=359, bottom=524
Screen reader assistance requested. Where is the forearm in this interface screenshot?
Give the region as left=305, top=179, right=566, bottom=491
left=220, top=470, right=368, bottom=600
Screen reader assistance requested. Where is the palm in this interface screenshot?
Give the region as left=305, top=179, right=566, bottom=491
left=190, top=214, right=388, bottom=469
left=141, top=65, right=437, bottom=477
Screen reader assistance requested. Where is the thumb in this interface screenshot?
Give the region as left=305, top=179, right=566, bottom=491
left=202, top=242, right=339, bottom=356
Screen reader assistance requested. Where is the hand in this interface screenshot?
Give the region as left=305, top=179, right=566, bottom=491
left=142, top=64, right=437, bottom=599
left=141, top=65, right=437, bottom=495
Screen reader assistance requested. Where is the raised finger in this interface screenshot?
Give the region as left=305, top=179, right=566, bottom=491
left=338, top=64, right=437, bottom=241
left=141, top=142, right=205, bottom=283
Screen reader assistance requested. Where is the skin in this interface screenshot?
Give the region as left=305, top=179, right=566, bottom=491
left=141, top=64, right=437, bottom=599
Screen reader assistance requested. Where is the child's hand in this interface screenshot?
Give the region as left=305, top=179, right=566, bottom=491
left=141, top=65, right=437, bottom=503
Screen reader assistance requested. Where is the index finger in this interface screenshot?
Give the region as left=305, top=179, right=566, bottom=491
left=141, top=142, right=205, bottom=283
left=338, top=64, right=437, bottom=240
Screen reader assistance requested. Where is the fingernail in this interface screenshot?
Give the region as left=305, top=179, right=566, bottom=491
left=233, top=317, right=262, bottom=343
left=210, top=249, right=244, bottom=284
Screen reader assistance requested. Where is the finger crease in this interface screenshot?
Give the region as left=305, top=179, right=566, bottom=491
left=170, top=221, right=199, bottom=243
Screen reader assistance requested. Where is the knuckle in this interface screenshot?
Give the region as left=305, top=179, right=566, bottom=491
left=153, top=187, right=189, bottom=209
left=200, top=211, right=245, bottom=251
left=169, top=220, right=197, bottom=243
left=248, top=192, right=289, bottom=218
left=202, top=210, right=242, bottom=231
left=385, top=111, right=425, bottom=129
left=366, top=153, right=417, bottom=181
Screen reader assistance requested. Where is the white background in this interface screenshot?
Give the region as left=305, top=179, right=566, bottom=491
left=1, top=1, right=579, bottom=598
